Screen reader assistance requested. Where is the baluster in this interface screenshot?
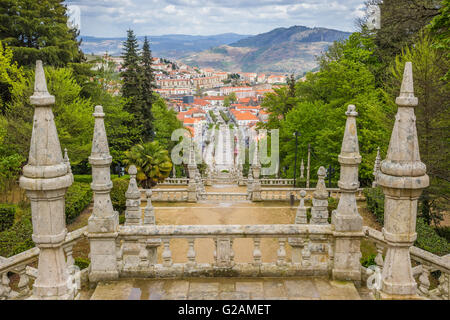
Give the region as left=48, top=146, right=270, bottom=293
left=16, top=267, right=30, bottom=296
left=187, top=238, right=196, bottom=267
left=302, top=239, right=311, bottom=267
left=277, top=238, right=287, bottom=266
left=418, top=264, right=431, bottom=296
left=437, top=273, right=449, bottom=300
left=64, top=245, right=75, bottom=268
left=0, top=272, right=12, bottom=300
left=162, top=238, right=172, bottom=267
left=230, top=239, right=235, bottom=265
left=375, top=244, right=384, bottom=267
left=253, top=238, right=262, bottom=266
left=116, top=239, right=123, bottom=272
left=139, top=240, right=149, bottom=268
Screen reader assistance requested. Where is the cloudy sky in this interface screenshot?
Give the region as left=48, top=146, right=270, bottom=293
left=65, top=0, right=367, bottom=37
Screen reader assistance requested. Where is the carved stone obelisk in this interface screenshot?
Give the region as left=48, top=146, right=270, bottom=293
left=378, top=62, right=429, bottom=298
left=20, top=61, right=74, bottom=299
left=88, top=105, right=119, bottom=282
left=331, top=105, right=363, bottom=282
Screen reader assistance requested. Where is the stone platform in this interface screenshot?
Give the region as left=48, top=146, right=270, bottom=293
left=86, top=277, right=373, bottom=300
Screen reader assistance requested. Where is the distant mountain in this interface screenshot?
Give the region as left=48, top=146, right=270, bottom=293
left=180, top=26, right=351, bottom=75
left=80, top=33, right=250, bottom=58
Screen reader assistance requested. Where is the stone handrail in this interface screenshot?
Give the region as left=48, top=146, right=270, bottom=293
left=260, top=188, right=364, bottom=201
left=0, top=226, right=88, bottom=300
left=141, top=188, right=189, bottom=202
left=117, top=224, right=334, bottom=278
left=199, top=193, right=248, bottom=202
left=363, top=226, right=450, bottom=300
left=159, top=178, right=189, bottom=186
left=261, top=179, right=295, bottom=186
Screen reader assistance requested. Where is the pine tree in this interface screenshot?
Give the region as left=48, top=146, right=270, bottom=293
left=121, top=29, right=142, bottom=130
left=0, top=0, right=84, bottom=66
left=139, top=36, right=156, bottom=141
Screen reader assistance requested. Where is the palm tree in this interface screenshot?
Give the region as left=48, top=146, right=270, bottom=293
left=123, top=141, right=173, bottom=188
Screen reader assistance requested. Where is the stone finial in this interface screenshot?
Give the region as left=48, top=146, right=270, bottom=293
left=372, top=147, right=381, bottom=187
left=310, top=166, right=329, bottom=225
left=125, top=165, right=142, bottom=226
left=90, top=106, right=111, bottom=159
left=331, top=104, right=363, bottom=281
left=63, top=148, right=72, bottom=174
left=87, top=103, right=118, bottom=282
left=300, top=159, right=305, bottom=179
left=30, top=60, right=55, bottom=106
left=189, top=140, right=196, bottom=166
left=19, top=61, right=73, bottom=300
left=378, top=62, right=429, bottom=297
left=313, top=167, right=328, bottom=200
left=295, top=190, right=308, bottom=224
left=396, top=62, right=418, bottom=107
left=143, top=189, right=155, bottom=225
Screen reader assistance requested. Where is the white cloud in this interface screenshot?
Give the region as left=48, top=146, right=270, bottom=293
left=64, top=0, right=366, bottom=37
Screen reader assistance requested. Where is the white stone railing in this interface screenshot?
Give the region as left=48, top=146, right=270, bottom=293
left=117, top=224, right=334, bottom=278
left=260, top=188, right=364, bottom=201
left=363, top=226, right=450, bottom=300
left=0, top=226, right=88, bottom=300
left=142, top=188, right=189, bottom=202
left=261, top=179, right=295, bottom=186
left=199, top=193, right=248, bottom=202
left=159, top=178, right=189, bottom=186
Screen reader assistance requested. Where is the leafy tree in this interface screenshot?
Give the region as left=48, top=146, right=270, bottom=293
left=152, top=96, right=183, bottom=152
left=123, top=141, right=173, bottom=188
left=139, top=36, right=156, bottom=141
left=429, top=0, right=450, bottom=80
left=0, top=0, right=84, bottom=66
left=0, top=42, right=26, bottom=115
left=368, top=0, right=441, bottom=81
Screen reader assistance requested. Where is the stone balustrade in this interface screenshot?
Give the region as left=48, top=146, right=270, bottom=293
left=363, top=226, right=450, bottom=300
left=159, top=178, right=190, bottom=186
left=261, top=179, right=295, bottom=186
left=260, top=188, right=364, bottom=201
left=0, top=226, right=88, bottom=300
left=117, top=224, right=333, bottom=278
left=199, top=193, right=249, bottom=202
left=141, top=189, right=189, bottom=202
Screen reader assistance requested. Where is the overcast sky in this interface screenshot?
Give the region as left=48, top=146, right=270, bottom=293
left=65, top=0, right=367, bottom=37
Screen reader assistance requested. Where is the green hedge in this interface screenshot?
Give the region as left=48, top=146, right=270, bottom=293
left=209, top=110, right=217, bottom=122
left=74, top=257, right=90, bottom=270
left=416, top=218, right=450, bottom=256
left=65, top=182, right=93, bottom=224
left=364, top=187, right=450, bottom=256
left=73, top=174, right=119, bottom=184
left=0, top=204, right=16, bottom=232
left=111, top=177, right=129, bottom=214
left=363, top=187, right=384, bottom=224
left=0, top=207, right=33, bottom=257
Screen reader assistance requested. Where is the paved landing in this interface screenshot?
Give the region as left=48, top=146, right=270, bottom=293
left=88, top=277, right=370, bottom=300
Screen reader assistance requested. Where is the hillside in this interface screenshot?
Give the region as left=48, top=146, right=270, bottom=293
left=181, top=26, right=351, bottom=75
left=80, top=33, right=250, bottom=58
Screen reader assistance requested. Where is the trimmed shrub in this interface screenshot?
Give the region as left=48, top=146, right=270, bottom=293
left=65, top=182, right=93, bottom=223
left=74, top=257, right=90, bottom=270
left=416, top=218, right=450, bottom=256
left=0, top=208, right=34, bottom=257
left=111, top=177, right=129, bottom=214
left=364, top=187, right=450, bottom=256
left=73, top=175, right=92, bottom=184
left=0, top=204, right=16, bottom=232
